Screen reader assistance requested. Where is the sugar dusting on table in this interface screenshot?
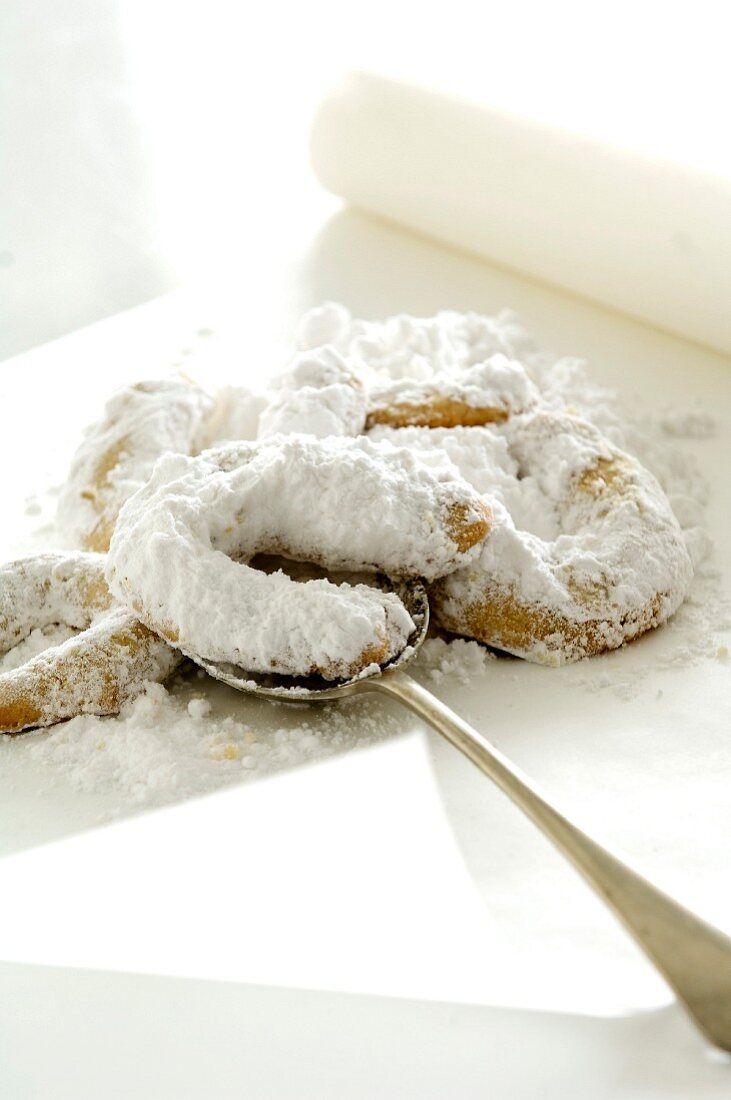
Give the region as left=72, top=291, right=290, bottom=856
left=7, top=636, right=490, bottom=815
left=20, top=676, right=409, bottom=814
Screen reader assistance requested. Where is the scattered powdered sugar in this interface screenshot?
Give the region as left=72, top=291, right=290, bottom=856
left=296, top=303, right=537, bottom=386
left=413, top=636, right=496, bottom=686
left=201, top=385, right=267, bottom=447
left=0, top=624, right=76, bottom=673
left=21, top=638, right=497, bottom=811
left=646, top=558, right=731, bottom=670
left=26, top=677, right=408, bottom=812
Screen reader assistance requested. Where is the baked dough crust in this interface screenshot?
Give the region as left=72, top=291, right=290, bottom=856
left=0, top=554, right=179, bottom=734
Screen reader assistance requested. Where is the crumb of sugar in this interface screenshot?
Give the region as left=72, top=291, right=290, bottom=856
left=187, top=697, right=212, bottom=718
left=413, top=636, right=495, bottom=686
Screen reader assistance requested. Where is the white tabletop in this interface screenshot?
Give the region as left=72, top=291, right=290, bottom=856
left=0, top=219, right=730, bottom=1093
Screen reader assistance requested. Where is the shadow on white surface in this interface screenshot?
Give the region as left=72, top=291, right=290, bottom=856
left=1, top=960, right=728, bottom=1099
left=293, top=205, right=555, bottom=322
left=292, top=206, right=731, bottom=369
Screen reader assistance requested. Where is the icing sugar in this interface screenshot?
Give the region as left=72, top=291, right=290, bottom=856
left=659, top=409, right=717, bottom=440
left=297, top=303, right=536, bottom=382
left=20, top=641, right=495, bottom=811
left=295, top=306, right=695, bottom=663
left=23, top=678, right=407, bottom=811
left=0, top=553, right=180, bottom=734
left=413, top=636, right=496, bottom=686
left=258, top=347, right=367, bottom=439
left=57, top=379, right=213, bottom=552
left=440, top=414, right=692, bottom=658
left=367, top=354, right=539, bottom=420
left=202, top=385, right=267, bottom=446
left=0, top=624, right=76, bottom=673
left=0, top=552, right=113, bottom=651
left=373, top=411, right=692, bottom=630
left=106, top=435, right=489, bottom=679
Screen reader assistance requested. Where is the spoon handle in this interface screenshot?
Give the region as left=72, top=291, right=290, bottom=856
left=368, top=668, right=731, bottom=1051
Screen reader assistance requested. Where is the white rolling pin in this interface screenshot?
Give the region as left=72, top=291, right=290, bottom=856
left=310, top=71, right=731, bottom=356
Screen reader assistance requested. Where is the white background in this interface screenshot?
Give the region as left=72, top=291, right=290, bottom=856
left=2, top=0, right=730, bottom=360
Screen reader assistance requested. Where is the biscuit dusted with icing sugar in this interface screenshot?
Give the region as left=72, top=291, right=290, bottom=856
left=57, top=379, right=213, bottom=552
left=293, top=303, right=539, bottom=430
left=106, top=435, right=491, bottom=681
left=0, top=553, right=180, bottom=734
left=365, top=355, right=539, bottom=429
left=372, top=412, right=694, bottom=664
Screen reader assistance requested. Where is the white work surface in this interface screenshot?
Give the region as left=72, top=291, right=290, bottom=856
left=1, top=212, right=730, bottom=1096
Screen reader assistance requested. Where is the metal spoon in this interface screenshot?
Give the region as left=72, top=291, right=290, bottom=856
left=198, top=580, right=731, bottom=1052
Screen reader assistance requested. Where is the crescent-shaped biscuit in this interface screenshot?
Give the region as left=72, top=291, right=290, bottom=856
left=106, top=435, right=491, bottom=680
left=0, top=553, right=180, bottom=734
left=57, top=379, right=212, bottom=552
left=373, top=413, right=693, bottom=664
